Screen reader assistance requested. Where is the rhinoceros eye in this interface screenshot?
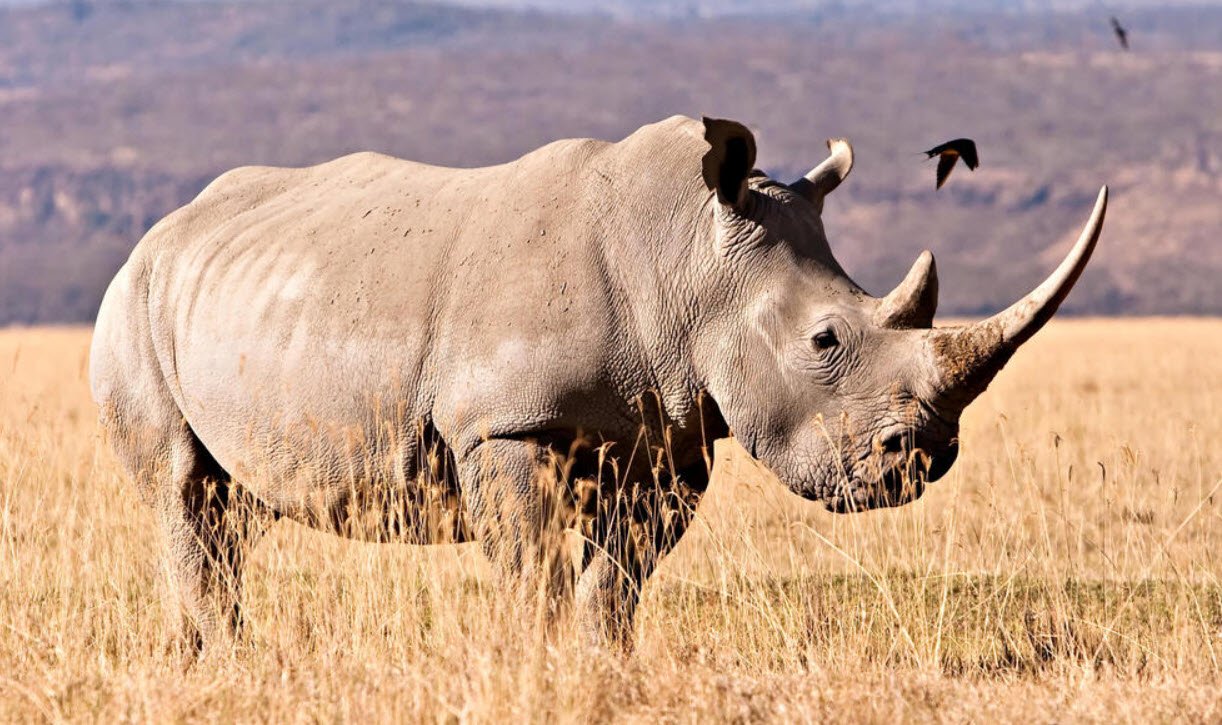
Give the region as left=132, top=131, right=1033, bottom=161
left=812, top=329, right=839, bottom=351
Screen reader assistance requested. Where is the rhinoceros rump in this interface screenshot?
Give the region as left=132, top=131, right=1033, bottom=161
left=90, top=116, right=1106, bottom=655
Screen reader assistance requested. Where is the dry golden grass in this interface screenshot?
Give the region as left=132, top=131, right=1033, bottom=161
left=2, top=319, right=1221, bottom=722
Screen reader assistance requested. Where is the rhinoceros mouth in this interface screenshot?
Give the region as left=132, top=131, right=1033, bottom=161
left=826, top=440, right=958, bottom=514
left=826, top=466, right=927, bottom=514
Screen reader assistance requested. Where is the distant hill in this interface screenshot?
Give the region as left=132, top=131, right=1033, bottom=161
left=0, top=0, right=1219, bottom=323
left=3, top=1, right=1215, bottom=14
left=449, top=0, right=1222, bottom=19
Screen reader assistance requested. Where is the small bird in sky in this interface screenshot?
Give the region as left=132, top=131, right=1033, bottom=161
left=923, top=138, right=979, bottom=190
left=1110, top=16, right=1129, bottom=51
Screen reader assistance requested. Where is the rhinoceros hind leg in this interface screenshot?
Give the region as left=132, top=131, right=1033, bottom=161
left=93, top=269, right=276, bottom=660
left=156, top=428, right=276, bottom=661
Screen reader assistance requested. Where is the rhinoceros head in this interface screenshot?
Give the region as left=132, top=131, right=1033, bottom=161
left=694, top=117, right=1106, bottom=513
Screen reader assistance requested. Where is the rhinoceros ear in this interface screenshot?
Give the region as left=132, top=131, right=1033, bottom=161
left=701, top=117, right=757, bottom=210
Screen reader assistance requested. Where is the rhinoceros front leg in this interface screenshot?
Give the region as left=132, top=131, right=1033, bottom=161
left=458, top=439, right=574, bottom=625
left=575, top=461, right=707, bottom=650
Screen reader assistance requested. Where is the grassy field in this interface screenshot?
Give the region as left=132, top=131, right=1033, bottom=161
left=2, top=319, right=1221, bottom=722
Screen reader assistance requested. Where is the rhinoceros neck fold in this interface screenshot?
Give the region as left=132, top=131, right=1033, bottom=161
left=579, top=116, right=731, bottom=425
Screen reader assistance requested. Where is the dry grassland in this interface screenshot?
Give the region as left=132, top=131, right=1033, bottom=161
left=2, top=319, right=1221, bottom=722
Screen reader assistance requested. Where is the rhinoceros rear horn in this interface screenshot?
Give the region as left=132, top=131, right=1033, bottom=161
left=701, top=117, right=757, bottom=209
left=932, top=186, right=1108, bottom=396
left=876, top=250, right=938, bottom=329
left=789, top=138, right=854, bottom=213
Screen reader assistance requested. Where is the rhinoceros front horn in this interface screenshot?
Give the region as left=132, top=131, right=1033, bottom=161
left=932, top=185, right=1108, bottom=396
left=790, top=138, right=854, bottom=213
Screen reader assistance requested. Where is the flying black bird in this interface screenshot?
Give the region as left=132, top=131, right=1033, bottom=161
left=923, top=138, right=979, bottom=190
left=1110, top=16, right=1129, bottom=51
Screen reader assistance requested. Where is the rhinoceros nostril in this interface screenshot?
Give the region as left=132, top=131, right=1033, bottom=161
left=879, top=435, right=906, bottom=454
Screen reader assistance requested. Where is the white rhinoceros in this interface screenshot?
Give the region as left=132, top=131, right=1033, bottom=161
left=90, top=116, right=1106, bottom=654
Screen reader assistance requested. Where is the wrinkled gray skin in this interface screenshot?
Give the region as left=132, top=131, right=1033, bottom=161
left=90, top=116, right=1107, bottom=655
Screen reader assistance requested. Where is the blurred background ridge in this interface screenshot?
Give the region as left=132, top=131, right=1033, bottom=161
left=0, top=0, right=1218, bottom=323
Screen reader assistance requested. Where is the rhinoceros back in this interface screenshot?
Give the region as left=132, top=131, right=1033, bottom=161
left=92, top=135, right=644, bottom=513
